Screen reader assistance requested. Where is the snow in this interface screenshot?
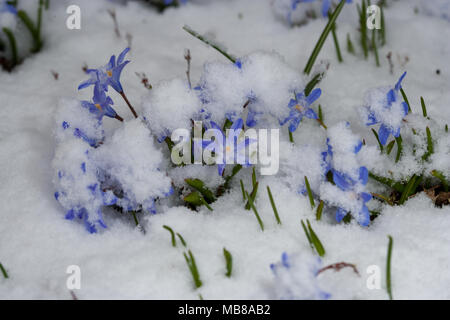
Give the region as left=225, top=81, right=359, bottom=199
left=1, top=0, right=450, bottom=299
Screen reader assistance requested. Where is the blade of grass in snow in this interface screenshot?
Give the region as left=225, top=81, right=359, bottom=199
left=400, top=88, right=412, bottom=113
left=289, top=130, right=294, bottom=143
left=267, top=186, right=281, bottom=225
left=431, top=170, right=448, bottom=192
left=394, top=135, right=403, bottom=163
left=399, top=174, right=417, bottom=205
left=245, top=181, right=259, bottom=210
left=369, top=171, right=405, bottom=193
left=422, top=127, right=433, bottom=161
left=371, top=129, right=384, bottom=152
left=2, top=28, right=17, bottom=66
left=304, top=0, right=347, bottom=75
left=386, top=140, right=395, bottom=155
left=316, top=200, right=324, bottom=221
left=301, top=219, right=325, bottom=257
left=240, top=179, right=246, bottom=202
left=177, top=233, right=187, bottom=247
left=182, top=25, right=236, bottom=64
left=245, top=191, right=264, bottom=231
left=380, top=5, right=386, bottom=45
left=357, top=0, right=368, bottom=59
left=304, top=176, right=315, bottom=209
left=304, top=73, right=322, bottom=96
left=223, top=248, right=233, bottom=278
left=252, top=167, right=257, bottom=188
left=318, top=104, right=323, bottom=122
left=183, top=250, right=202, bottom=289
left=0, top=263, right=8, bottom=279
left=346, top=33, right=355, bottom=54
left=420, top=97, right=428, bottom=118
left=163, top=225, right=177, bottom=247
left=386, top=235, right=394, bottom=300
left=330, top=16, right=343, bottom=62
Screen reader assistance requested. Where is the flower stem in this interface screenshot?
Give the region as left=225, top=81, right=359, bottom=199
left=120, top=91, right=138, bottom=118
left=115, top=114, right=124, bottom=122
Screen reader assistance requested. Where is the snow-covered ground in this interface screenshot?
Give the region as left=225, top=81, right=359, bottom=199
left=1, top=0, right=450, bottom=299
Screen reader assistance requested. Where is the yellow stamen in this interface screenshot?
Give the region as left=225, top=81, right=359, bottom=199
left=95, top=103, right=102, bottom=111
left=107, top=70, right=113, bottom=77
left=226, top=146, right=231, bottom=152
left=295, top=104, right=305, bottom=112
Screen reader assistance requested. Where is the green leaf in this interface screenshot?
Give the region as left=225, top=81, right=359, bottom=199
left=372, top=28, right=380, bottom=67
left=420, top=97, right=428, bottom=118
left=245, top=181, right=259, bottom=210
left=185, top=178, right=216, bottom=203
left=398, top=174, right=417, bottom=205
left=184, top=250, right=202, bottom=289
left=183, top=191, right=203, bottom=206
left=240, top=179, right=246, bottom=202
left=386, top=235, right=394, bottom=300
left=163, top=225, right=177, bottom=247
left=183, top=25, right=236, bottom=63
left=346, top=33, right=355, bottom=54
left=386, top=140, right=395, bottom=155
left=400, top=88, right=411, bottom=113
left=267, top=186, right=281, bottom=225
left=431, top=170, right=448, bottom=192
left=422, top=127, right=433, bottom=161
left=2, top=28, right=18, bottom=67
left=223, top=248, right=233, bottom=278
left=307, top=220, right=325, bottom=257
left=330, top=15, right=343, bottom=63
left=245, top=191, right=264, bottom=231
left=394, top=135, right=403, bottom=163
left=316, top=200, right=324, bottom=221
left=303, top=0, right=347, bottom=75
left=0, top=263, right=8, bottom=279
left=304, top=176, right=315, bottom=209
left=371, top=128, right=384, bottom=152
left=369, top=171, right=405, bottom=193
left=177, top=233, right=187, bottom=247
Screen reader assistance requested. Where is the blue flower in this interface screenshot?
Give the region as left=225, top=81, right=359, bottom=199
left=365, top=72, right=408, bottom=145
left=324, top=137, right=371, bottom=226
left=203, top=118, right=256, bottom=176
left=280, top=88, right=321, bottom=132
left=270, top=252, right=330, bottom=300
left=0, top=0, right=17, bottom=14
left=81, top=83, right=118, bottom=120
left=78, top=48, right=130, bottom=93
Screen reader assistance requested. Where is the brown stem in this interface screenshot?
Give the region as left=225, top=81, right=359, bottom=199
left=317, top=262, right=360, bottom=276
left=115, top=114, right=124, bottom=122
left=120, top=91, right=138, bottom=118
left=316, top=118, right=327, bottom=129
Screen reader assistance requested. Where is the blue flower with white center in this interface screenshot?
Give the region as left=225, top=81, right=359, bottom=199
left=364, top=72, right=408, bottom=145
left=78, top=48, right=130, bottom=93
left=270, top=252, right=330, bottom=300
left=203, top=118, right=256, bottom=176
left=280, top=88, right=321, bottom=132
left=81, top=83, right=118, bottom=120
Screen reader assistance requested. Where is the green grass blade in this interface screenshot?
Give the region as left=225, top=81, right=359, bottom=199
left=304, top=73, right=322, bottom=96
left=183, top=25, right=236, bottom=63
left=394, top=135, right=402, bottom=163
left=386, top=140, right=395, bottom=155
left=301, top=220, right=313, bottom=248
left=2, top=28, right=18, bottom=67
left=386, top=235, right=393, bottom=300
left=398, top=174, right=417, bottom=205
left=307, top=220, right=325, bottom=257
left=400, top=88, right=411, bottom=113
left=316, top=200, right=324, bottom=221
left=163, top=225, right=177, bottom=247
left=267, top=186, right=281, bottom=225
left=245, top=182, right=259, bottom=210
left=245, top=191, right=264, bottom=231
left=431, top=170, right=448, bottom=192
left=420, top=97, right=428, bottom=118
left=371, top=128, right=384, bottom=152
left=346, top=33, right=355, bottom=54
left=422, top=127, right=433, bottom=161
left=304, top=176, right=315, bottom=209
left=330, top=19, right=343, bottom=62
left=223, top=248, right=233, bottom=278
left=240, top=179, right=246, bottom=201
left=184, top=250, right=202, bottom=289
left=303, top=0, right=347, bottom=75
left=177, top=233, right=187, bottom=247
left=0, top=263, right=8, bottom=279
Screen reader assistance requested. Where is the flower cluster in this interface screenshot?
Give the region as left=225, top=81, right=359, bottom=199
left=321, top=122, right=372, bottom=226
left=53, top=49, right=172, bottom=233
left=270, top=252, right=330, bottom=300
left=363, top=72, right=408, bottom=145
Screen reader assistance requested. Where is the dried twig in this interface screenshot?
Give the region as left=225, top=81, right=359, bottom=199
left=184, top=49, right=192, bottom=88
left=317, top=262, right=360, bottom=276
left=107, top=9, right=121, bottom=38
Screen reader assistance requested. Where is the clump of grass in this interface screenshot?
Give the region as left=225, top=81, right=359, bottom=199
left=301, top=219, right=325, bottom=257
